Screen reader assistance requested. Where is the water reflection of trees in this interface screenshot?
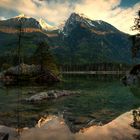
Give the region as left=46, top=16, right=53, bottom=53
left=64, top=74, right=122, bottom=82
left=130, top=87, right=140, bottom=99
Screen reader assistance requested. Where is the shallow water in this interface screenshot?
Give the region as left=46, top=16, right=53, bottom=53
left=0, top=74, right=140, bottom=131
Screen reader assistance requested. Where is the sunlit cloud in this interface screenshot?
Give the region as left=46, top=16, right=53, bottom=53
left=0, top=0, right=73, bottom=25
left=74, top=0, right=140, bottom=34
left=0, top=0, right=140, bottom=34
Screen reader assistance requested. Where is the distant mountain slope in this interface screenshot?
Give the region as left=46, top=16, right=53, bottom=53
left=53, top=13, right=132, bottom=64
left=0, top=15, right=51, bottom=56
left=0, top=13, right=133, bottom=65
left=0, top=15, right=41, bottom=29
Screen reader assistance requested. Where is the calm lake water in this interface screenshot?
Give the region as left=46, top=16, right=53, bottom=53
left=0, top=74, right=140, bottom=131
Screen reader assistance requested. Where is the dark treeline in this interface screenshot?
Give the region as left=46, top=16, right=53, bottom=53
left=0, top=54, right=132, bottom=72
left=60, top=63, right=131, bottom=72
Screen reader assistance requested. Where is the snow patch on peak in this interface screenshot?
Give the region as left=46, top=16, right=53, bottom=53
left=96, top=20, right=102, bottom=25
left=39, top=19, right=53, bottom=29
left=86, top=20, right=95, bottom=27
left=39, top=19, right=58, bottom=31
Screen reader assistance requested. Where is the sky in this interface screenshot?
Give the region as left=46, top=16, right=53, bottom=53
left=0, top=0, right=140, bottom=34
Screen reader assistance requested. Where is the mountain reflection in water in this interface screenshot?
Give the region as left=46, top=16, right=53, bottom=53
left=0, top=74, right=140, bottom=132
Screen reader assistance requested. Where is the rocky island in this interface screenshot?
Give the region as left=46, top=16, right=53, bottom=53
left=0, top=63, right=60, bottom=84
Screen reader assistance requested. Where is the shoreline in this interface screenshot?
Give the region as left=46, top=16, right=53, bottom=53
left=62, top=71, right=128, bottom=75
left=0, top=109, right=140, bottom=140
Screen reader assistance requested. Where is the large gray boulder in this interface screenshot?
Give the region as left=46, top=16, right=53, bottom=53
left=0, top=63, right=40, bottom=76
left=0, top=63, right=60, bottom=83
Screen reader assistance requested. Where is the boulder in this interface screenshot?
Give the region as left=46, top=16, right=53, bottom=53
left=0, top=63, right=60, bottom=83
left=26, top=92, right=49, bottom=102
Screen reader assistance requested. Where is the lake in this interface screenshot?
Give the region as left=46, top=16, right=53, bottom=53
left=0, top=74, right=140, bottom=132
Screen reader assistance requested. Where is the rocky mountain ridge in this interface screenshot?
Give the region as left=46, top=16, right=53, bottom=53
left=0, top=13, right=134, bottom=64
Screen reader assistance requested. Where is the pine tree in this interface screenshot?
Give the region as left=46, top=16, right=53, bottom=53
left=32, top=41, right=60, bottom=76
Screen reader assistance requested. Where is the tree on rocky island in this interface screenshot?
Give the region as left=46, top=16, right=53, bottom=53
left=32, top=40, right=60, bottom=77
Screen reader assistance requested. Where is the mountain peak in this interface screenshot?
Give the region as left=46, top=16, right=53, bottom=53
left=62, top=12, right=120, bottom=36
left=69, top=12, right=85, bottom=23
left=2, top=15, right=42, bottom=29
left=62, top=13, right=95, bottom=36
left=70, top=12, right=88, bottom=19
left=70, top=12, right=80, bottom=18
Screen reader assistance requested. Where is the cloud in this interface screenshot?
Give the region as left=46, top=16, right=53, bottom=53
left=107, top=3, right=140, bottom=34
left=74, top=0, right=140, bottom=34
left=0, top=0, right=140, bottom=34
left=75, top=0, right=121, bottom=19
left=0, top=0, right=73, bottom=24
left=0, top=16, right=6, bottom=20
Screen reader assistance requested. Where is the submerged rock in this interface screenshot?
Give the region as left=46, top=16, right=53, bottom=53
left=25, top=90, right=80, bottom=102
left=26, top=92, right=49, bottom=102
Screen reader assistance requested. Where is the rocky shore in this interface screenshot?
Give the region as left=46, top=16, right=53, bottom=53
left=0, top=110, right=140, bottom=140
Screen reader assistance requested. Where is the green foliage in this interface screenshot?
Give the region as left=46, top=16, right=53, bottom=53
left=32, top=42, right=60, bottom=77
left=44, top=52, right=60, bottom=77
